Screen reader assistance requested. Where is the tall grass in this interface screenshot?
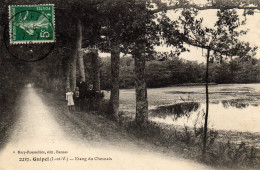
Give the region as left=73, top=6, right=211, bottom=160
left=119, top=116, right=260, bottom=169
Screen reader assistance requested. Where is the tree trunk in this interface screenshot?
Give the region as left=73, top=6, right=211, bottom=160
left=77, top=21, right=85, bottom=82
left=133, top=43, right=148, bottom=125
left=71, top=20, right=85, bottom=90
left=71, top=49, right=77, bottom=91
left=203, top=47, right=210, bottom=156
left=66, top=65, right=71, bottom=90
left=109, top=41, right=120, bottom=117
left=91, top=49, right=100, bottom=91
left=71, top=20, right=83, bottom=91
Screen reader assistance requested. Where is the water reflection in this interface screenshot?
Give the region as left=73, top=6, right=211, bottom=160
left=151, top=102, right=200, bottom=120
left=150, top=99, right=260, bottom=132
left=221, top=99, right=258, bottom=109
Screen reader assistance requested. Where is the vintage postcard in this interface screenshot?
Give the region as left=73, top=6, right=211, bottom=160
left=0, top=0, right=260, bottom=170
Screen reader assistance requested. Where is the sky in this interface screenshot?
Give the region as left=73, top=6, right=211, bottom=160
left=155, top=9, right=260, bottom=63
left=100, top=7, right=260, bottom=64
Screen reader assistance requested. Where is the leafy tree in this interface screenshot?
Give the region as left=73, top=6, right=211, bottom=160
left=97, top=0, right=131, bottom=118
left=128, top=0, right=260, bottom=126
left=163, top=7, right=257, bottom=155
left=98, top=0, right=163, bottom=123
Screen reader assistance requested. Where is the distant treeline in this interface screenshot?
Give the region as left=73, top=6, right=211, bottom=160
left=100, top=56, right=260, bottom=89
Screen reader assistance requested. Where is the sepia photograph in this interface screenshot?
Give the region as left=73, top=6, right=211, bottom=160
left=0, top=0, right=260, bottom=169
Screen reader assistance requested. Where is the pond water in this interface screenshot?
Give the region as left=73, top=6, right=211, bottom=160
left=104, top=83, right=260, bottom=133
left=150, top=100, right=260, bottom=133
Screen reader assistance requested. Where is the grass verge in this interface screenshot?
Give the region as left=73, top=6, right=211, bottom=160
left=120, top=118, right=260, bottom=169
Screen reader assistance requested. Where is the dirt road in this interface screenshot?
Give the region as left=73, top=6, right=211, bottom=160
left=0, top=87, right=216, bottom=170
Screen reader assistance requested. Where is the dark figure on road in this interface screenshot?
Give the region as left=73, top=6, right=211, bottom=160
left=78, top=81, right=87, bottom=111
left=86, top=84, right=94, bottom=111
left=74, top=87, right=80, bottom=111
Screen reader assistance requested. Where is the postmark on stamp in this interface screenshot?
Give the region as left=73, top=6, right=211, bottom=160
left=9, top=4, right=55, bottom=44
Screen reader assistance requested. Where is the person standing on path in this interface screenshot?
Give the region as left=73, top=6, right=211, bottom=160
left=74, top=87, right=80, bottom=111
left=78, top=81, right=87, bottom=111
left=66, top=88, right=74, bottom=111
left=86, top=84, right=94, bottom=111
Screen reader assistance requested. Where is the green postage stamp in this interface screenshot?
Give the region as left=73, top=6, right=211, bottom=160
left=9, top=4, right=55, bottom=44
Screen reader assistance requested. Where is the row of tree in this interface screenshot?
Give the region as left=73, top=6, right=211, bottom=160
left=0, top=0, right=31, bottom=106
left=1, top=0, right=260, bottom=156
left=100, top=56, right=260, bottom=89
left=62, top=0, right=258, bottom=155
